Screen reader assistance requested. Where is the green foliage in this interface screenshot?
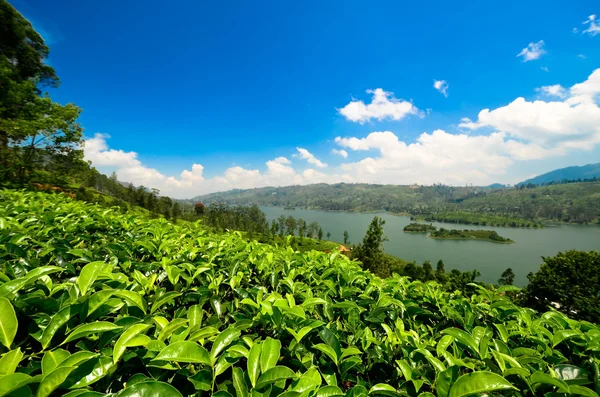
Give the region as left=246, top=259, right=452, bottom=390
left=1, top=190, right=600, bottom=396
left=499, top=268, right=515, bottom=286
left=521, top=250, right=600, bottom=323
left=430, top=228, right=514, bottom=243
left=420, top=212, right=541, bottom=228
left=192, top=181, right=600, bottom=225
left=0, top=1, right=86, bottom=185
left=403, top=223, right=437, bottom=232
left=353, top=217, right=387, bottom=274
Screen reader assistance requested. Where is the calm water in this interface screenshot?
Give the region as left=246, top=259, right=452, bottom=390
left=261, top=206, right=600, bottom=286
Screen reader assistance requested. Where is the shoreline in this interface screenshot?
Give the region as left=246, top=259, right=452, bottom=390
left=428, top=235, right=515, bottom=244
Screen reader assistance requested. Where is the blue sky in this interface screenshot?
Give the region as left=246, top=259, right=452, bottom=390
left=12, top=0, right=600, bottom=197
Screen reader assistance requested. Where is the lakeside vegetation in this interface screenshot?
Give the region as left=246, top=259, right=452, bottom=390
left=430, top=228, right=514, bottom=243
left=403, top=222, right=437, bottom=232
left=191, top=180, right=600, bottom=225
left=415, top=211, right=542, bottom=228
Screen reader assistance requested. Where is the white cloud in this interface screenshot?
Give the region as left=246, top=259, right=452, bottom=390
left=582, top=15, right=600, bottom=36
left=272, top=157, right=291, bottom=165
left=541, top=66, right=549, bottom=72
left=84, top=134, right=342, bottom=198
left=331, top=149, right=348, bottom=158
left=517, top=40, right=546, bottom=62
left=84, top=134, right=140, bottom=167
left=296, top=147, right=327, bottom=168
left=84, top=133, right=168, bottom=187
left=578, top=54, right=587, bottom=59
left=568, top=68, right=600, bottom=105
left=535, top=84, right=567, bottom=98
left=335, top=130, right=518, bottom=185
left=433, top=80, right=449, bottom=97
left=460, top=68, right=600, bottom=152
left=338, top=88, right=422, bottom=123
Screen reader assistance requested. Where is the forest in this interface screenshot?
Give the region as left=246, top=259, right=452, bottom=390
left=192, top=181, right=600, bottom=225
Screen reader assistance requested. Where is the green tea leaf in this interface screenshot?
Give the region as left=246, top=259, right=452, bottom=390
left=0, top=266, right=62, bottom=298
left=315, top=385, right=344, bottom=397
left=61, top=321, right=122, bottom=345
left=0, top=297, right=17, bottom=348
left=0, top=373, right=40, bottom=397
left=116, top=381, right=183, bottom=396
left=153, top=341, right=210, bottom=365
left=210, top=327, right=241, bottom=364
left=77, top=261, right=108, bottom=296
left=113, top=323, right=151, bottom=364
left=150, top=291, right=181, bottom=314
left=248, top=341, right=261, bottom=388
left=553, top=329, right=583, bottom=347
left=41, top=349, right=70, bottom=375
left=255, top=366, right=297, bottom=389
left=232, top=367, right=248, bottom=397
left=530, top=371, right=570, bottom=393
left=368, top=383, right=402, bottom=396
left=0, top=347, right=23, bottom=375
left=449, top=371, right=516, bottom=397
left=38, top=366, right=77, bottom=397
left=260, top=337, right=281, bottom=373
left=440, top=328, right=479, bottom=356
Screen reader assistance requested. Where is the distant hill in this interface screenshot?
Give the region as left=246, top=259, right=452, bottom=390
left=518, top=163, right=600, bottom=185
left=189, top=181, right=600, bottom=224
left=487, top=183, right=509, bottom=189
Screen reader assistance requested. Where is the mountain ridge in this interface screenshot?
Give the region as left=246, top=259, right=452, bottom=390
left=518, top=163, right=600, bottom=185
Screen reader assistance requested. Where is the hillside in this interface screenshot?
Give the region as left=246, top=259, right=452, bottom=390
left=190, top=181, right=600, bottom=224
left=1, top=189, right=600, bottom=396
left=518, top=163, right=600, bottom=185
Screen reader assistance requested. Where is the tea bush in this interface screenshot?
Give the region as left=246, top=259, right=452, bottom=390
left=0, top=190, right=599, bottom=396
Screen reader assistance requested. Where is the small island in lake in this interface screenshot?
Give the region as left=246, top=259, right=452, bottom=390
left=403, top=223, right=437, bottom=232
left=430, top=228, right=514, bottom=243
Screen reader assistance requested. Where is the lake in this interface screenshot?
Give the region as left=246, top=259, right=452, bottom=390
left=260, top=206, right=600, bottom=286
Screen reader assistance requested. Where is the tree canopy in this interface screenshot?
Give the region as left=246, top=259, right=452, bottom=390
left=521, top=250, right=600, bottom=323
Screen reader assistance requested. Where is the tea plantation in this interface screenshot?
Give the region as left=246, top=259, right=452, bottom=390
left=0, top=190, right=599, bottom=396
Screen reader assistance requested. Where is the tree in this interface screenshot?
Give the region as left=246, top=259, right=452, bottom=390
left=307, top=221, right=319, bottom=239
left=285, top=216, right=297, bottom=236
left=297, top=219, right=306, bottom=240
left=435, top=259, right=447, bottom=283
left=422, top=261, right=434, bottom=281
left=318, top=227, right=323, bottom=240
left=11, top=99, right=85, bottom=183
left=1, top=1, right=59, bottom=181
left=447, top=269, right=481, bottom=294
left=270, top=220, right=278, bottom=237
left=521, top=250, right=600, bottom=323
left=172, top=202, right=181, bottom=221
left=343, top=230, right=349, bottom=244
left=498, top=268, right=515, bottom=285
left=353, top=216, right=387, bottom=273
left=277, top=215, right=286, bottom=237
left=326, top=232, right=331, bottom=240
left=194, top=202, right=205, bottom=216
